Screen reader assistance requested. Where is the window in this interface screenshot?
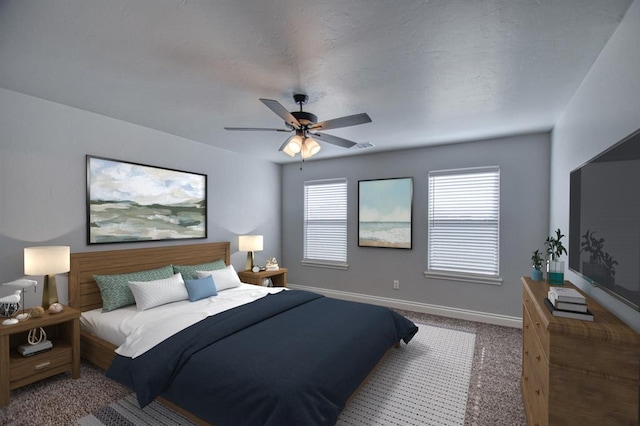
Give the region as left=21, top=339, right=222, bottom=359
left=427, top=167, right=500, bottom=283
left=303, top=178, right=348, bottom=268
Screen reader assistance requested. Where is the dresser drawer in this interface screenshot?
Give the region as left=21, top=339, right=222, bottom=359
left=523, top=309, right=549, bottom=393
left=523, top=307, right=550, bottom=379
left=522, top=355, right=548, bottom=426
left=523, top=291, right=549, bottom=358
left=10, top=346, right=73, bottom=382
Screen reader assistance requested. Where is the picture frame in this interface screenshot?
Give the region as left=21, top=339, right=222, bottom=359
left=86, top=155, right=207, bottom=244
left=358, top=177, right=413, bottom=249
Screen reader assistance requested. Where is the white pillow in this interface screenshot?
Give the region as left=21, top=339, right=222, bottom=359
left=128, top=272, right=188, bottom=311
left=196, top=265, right=242, bottom=292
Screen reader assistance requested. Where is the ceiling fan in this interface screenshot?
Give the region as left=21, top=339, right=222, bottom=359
left=224, top=94, right=372, bottom=159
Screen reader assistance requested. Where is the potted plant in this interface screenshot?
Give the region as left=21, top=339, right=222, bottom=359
left=530, top=249, right=544, bottom=281
left=545, top=228, right=567, bottom=285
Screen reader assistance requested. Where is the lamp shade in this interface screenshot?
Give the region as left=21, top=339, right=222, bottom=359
left=302, top=137, right=321, bottom=159
left=24, top=246, right=70, bottom=275
left=239, top=235, right=263, bottom=252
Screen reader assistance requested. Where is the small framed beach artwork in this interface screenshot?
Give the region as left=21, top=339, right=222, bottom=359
left=86, top=155, right=207, bottom=244
left=358, top=177, right=413, bottom=249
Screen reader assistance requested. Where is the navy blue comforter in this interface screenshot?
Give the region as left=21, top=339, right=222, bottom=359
left=107, top=290, right=418, bottom=426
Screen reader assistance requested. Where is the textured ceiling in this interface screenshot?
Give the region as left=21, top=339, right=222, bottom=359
left=0, top=0, right=633, bottom=163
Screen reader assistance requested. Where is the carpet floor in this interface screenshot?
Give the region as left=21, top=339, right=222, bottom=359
left=0, top=310, right=526, bottom=426
left=75, top=324, right=476, bottom=426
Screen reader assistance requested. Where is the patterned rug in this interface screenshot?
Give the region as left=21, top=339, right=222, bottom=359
left=76, top=325, right=476, bottom=426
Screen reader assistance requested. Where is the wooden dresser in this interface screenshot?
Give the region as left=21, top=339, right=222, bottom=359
left=521, top=277, right=639, bottom=426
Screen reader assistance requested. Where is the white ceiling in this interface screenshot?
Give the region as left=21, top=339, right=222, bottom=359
left=0, top=0, right=633, bottom=163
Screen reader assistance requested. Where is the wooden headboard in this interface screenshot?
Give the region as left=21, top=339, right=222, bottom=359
left=68, top=242, right=231, bottom=312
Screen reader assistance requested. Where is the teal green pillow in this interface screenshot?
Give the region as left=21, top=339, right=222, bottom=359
left=172, top=259, right=226, bottom=280
left=94, top=265, right=174, bottom=312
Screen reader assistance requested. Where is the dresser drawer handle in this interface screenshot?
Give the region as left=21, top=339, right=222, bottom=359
left=535, top=389, right=540, bottom=396
left=35, top=361, right=51, bottom=370
left=535, top=321, right=540, bottom=327
left=536, top=355, right=541, bottom=361
left=524, top=375, right=528, bottom=382
left=525, top=324, right=529, bottom=329
left=524, top=350, right=529, bottom=355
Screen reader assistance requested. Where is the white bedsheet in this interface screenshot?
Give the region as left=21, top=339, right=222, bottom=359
left=80, top=283, right=285, bottom=358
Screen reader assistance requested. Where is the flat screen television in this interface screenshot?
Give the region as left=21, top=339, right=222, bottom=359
left=569, top=128, right=640, bottom=312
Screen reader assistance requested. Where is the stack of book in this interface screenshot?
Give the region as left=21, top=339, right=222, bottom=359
left=544, top=287, right=594, bottom=321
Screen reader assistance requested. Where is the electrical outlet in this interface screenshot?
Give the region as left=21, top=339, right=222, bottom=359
left=393, top=280, right=400, bottom=290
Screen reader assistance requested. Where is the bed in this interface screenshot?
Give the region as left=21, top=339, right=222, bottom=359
left=68, top=242, right=418, bottom=426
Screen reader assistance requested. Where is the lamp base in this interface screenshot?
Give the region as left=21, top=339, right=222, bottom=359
left=42, top=274, right=58, bottom=310
left=245, top=251, right=255, bottom=271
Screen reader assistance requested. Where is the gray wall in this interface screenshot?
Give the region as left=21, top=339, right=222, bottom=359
left=0, top=88, right=281, bottom=308
left=551, top=0, right=640, bottom=331
left=282, top=133, right=550, bottom=320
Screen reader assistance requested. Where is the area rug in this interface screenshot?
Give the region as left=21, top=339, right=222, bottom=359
left=76, top=324, right=476, bottom=426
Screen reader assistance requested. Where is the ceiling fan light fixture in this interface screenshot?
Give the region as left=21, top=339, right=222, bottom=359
left=280, top=142, right=296, bottom=157
left=301, top=137, right=321, bottom=159
left=282, top=134, right=303, bottom=155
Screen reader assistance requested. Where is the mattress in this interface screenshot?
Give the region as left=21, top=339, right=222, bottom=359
left=80, top=283, right=285, bottom=357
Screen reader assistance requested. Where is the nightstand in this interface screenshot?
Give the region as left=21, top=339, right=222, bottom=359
left=0, top=305, right=80, bottom=406
left=238, top=268, right=288, bottom=288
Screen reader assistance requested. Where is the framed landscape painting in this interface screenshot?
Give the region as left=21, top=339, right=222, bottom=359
left=87, top=155, right=207, bottom=244
left=358, top=177, right=413, bottom=249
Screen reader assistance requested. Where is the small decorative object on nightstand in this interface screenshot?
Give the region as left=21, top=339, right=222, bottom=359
left=238, top=268, right=288, bottom=288
left=2, top=279, right=38, bottom=322
left=265, top=257, right=279, bottom=271
left=0, top=292, right=21, bottom=325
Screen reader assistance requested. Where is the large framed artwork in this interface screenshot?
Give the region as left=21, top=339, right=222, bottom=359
left=86, top=155, right=207, bottom=244
left=358, top=177, right=413, bottom=249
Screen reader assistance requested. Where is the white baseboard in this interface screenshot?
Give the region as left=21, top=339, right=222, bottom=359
left=288, top=283, right=522, bottom=329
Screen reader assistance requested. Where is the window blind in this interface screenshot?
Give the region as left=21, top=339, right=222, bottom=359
left=428, top=167, right=500, bottom=277
left=304, top=178, right=348, bottom=264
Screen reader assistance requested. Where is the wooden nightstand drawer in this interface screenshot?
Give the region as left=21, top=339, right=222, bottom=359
left=10, top=345, right=72, bottom=383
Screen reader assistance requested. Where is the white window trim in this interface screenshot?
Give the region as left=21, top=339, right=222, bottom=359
left=301, top=259, right=349, bottom=270
left=424, top=270, right=503, bottom=285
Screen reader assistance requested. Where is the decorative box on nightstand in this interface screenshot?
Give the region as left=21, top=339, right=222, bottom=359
left=0, top=305, right=80, bottom=406
left=238, top=268, right=288, bottom=288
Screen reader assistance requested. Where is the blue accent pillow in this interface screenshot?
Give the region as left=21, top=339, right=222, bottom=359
left=184, top=275, right=218, bottom=302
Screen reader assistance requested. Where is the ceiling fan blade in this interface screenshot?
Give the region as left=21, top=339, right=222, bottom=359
left=311, top=132, right=357, bottom=149
left=310, top=113, right=371, bottom=131
left=259, top=99, right=301, bottom=129
left=224, top=127, right=292, bottom=132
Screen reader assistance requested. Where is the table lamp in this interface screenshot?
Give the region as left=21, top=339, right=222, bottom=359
left=24, top=246, right=70, bottom=309
left=239, top=235, right=263, bottom=271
